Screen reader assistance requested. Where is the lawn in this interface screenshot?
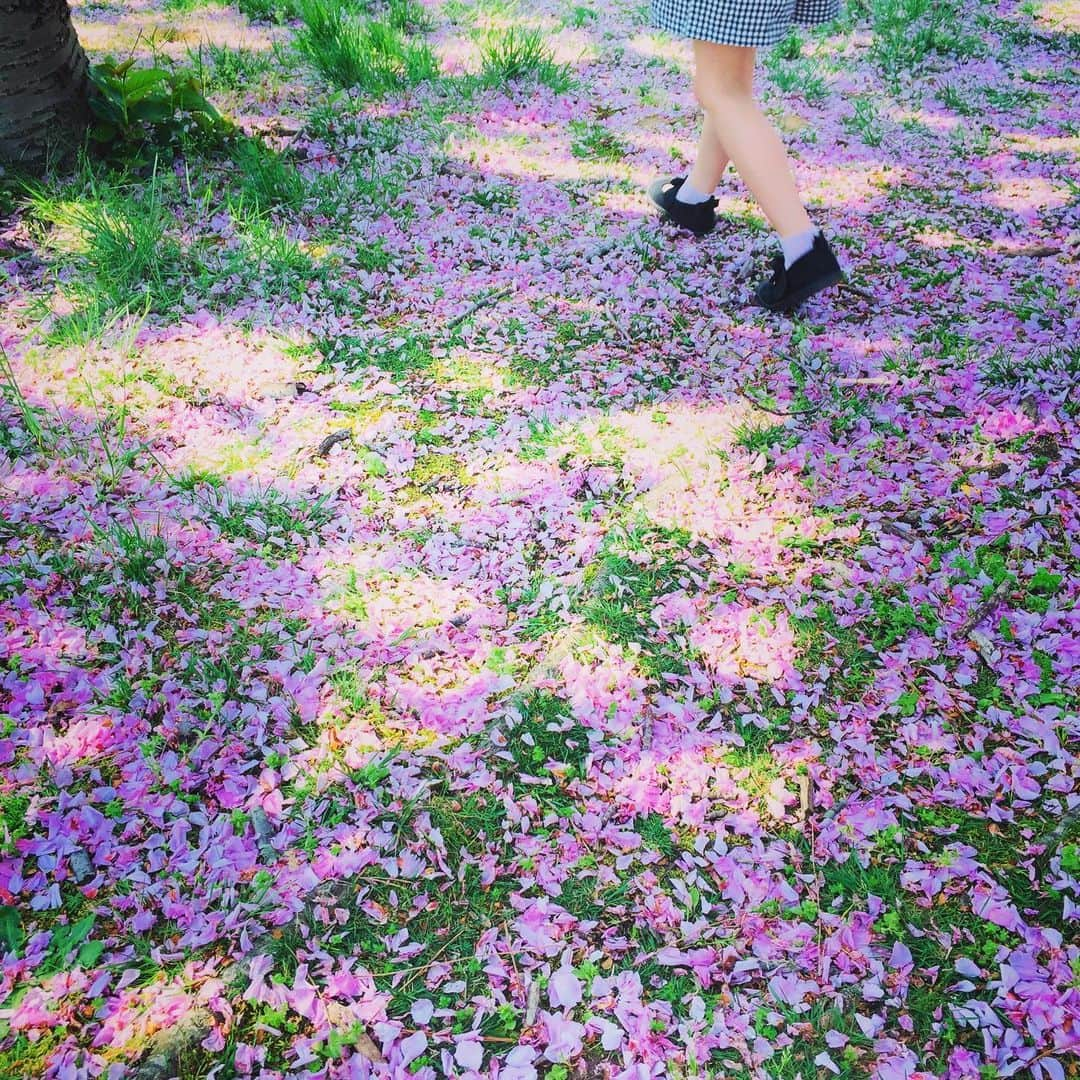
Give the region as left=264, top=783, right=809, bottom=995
left=0, top=0, right=1077, bottom=1076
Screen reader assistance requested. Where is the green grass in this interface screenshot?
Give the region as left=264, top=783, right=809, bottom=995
left=184, top=478, right=335, bottom=555
left=318, top=330, right=434, bottom=374
left=557, top=861, right=632, bottom=920
left=296, top=0, right=439, bottom=93
left=565, top=4, right=596, bottom=27
left=569, top=119, right=628, bottom=162
left=386, top=0, right=433, bottom=31
left=228, top=136, right=308, bottom=214
left=765, top=53, right=828, bottom=104
left=0, top=793, right=30, bottom=857
left=842, top=95, right=884, bottom=146
left=190, top=41, right=276, bottom=94
left=237, top=0, right=299, bottom=21
left=635, top=811, right=678, bottom=859
left=162, top=0, right=217, bottom=11
left=476, top=26, right=574, bottom=92
left=499, top=690, right=594, bottom=776
left=29, top=169, right=183, bottom=343
left=733, top=420, right=792, bottom=455
left=792, top=603, right=877, bottom=693
left=256, top=786, right=515, bottom=1020
left=868, top=0, right=983, bottom=73
left=576, top=520, right=702, bottom=679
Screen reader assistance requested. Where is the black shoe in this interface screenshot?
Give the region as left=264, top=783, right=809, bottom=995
left=753, top=233, right=845, bottom=311
left=647, top=176, right=717, bottom=236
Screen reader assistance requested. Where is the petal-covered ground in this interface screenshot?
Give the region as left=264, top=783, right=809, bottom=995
left=1, top=0, right=1078, bottom=1076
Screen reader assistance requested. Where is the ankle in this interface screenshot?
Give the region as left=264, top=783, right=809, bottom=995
left=779, top=226, right=819, bottom=268
left=676, top=178, right=716, bottom=205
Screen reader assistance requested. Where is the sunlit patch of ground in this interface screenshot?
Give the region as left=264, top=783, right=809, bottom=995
left=73, top=4, right=283, bottom=58
left=1, top=0, right=1077, bottom=1076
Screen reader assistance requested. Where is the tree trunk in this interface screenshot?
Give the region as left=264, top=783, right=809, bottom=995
left=0, top=0, right=91, bottom=172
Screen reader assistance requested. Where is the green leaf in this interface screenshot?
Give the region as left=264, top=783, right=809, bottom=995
left=897, top=690, right=920, bottom=716
left=88, top=94, right=126, bottom=124
left=51, top=914, right=95, bottom=959
left=0, top=906, right=23, bottom=955
left=127, top=99, right=176, bottom=124
left=1062, top=844, right=1080, bottom=875
left=362, top=452, right=388, bottom=477
left=77, top=939, right=106, bottom=968
left=1029, top=567, right=1063, bottom=596
left=121, top=67, right=172, bottom=103
left=88, top=122, right=120, bottom=143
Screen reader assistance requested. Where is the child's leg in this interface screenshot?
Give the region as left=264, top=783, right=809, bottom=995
left=691, top=40, right=813, bottom=239
left=683, top=111, right=729, bottom=198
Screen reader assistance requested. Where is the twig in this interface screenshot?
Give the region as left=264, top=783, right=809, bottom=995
left=970, top=629, right=998, bottom=668
left=314, top=429, right=352, bottom=458
left=602, top=303, right=634, bottom=349
left=997, top=243, right=1061, bottom=258
left=838, top=281, right=876, bottom=302
left=797, top=773, right=814, bottom=826
left=523, top=980, right=541, bottom=1027
left=956, top=576, right=1013, bottom=637
left=835, top=376, right=895, bottom=388
left=735, top=387, right=821, bottom=418
left=445, top=286, right=515, bottom=330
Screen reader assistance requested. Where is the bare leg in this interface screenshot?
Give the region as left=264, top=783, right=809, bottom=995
left=691, top=40, right=812, bottom=237
left=685, top=111, right=729, bottom=194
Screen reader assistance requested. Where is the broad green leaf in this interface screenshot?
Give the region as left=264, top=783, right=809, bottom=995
left=0, top=906, right=22, bottom=955
left=122, top=68, right=172, bottom=103
left=77, top=939, right=106, bottom=968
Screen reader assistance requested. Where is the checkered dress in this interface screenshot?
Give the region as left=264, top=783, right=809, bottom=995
left=652, top=0, right=840, bottom=48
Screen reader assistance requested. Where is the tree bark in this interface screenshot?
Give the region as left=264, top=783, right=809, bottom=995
left=0, top=0, right=91, bottom=172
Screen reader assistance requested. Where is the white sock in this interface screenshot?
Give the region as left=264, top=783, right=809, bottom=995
left=780, top=227, right=819, bottom=268
left=676, top=179, right=714, bottom=205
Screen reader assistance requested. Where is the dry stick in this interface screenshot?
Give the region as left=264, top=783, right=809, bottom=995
left=602, top=302, right=635, bottom=349
left=838, top=281, right=876, bottom=302
left=998, top=243, right=1061, bottom=258
left=445, top=286, right=515, bottom=331
left=835, top=375, right=896, bottom=387
left=956, top=576, right=1013, bottom=637
left=523, top=980, right=541, bottom=1028
left=314, top=428, right=352, bottom=458
left=734, top=387, right=822, bottom=418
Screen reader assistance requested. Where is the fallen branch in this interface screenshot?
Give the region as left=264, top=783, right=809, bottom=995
left=996, top=243, right=1061, bottom=258
left=835, top=375, right=896, bottom=388
left=641, top=713, right=654, bottom=752
left=314, top=429, right=352, bottom=458
left=735, top=387, right=821, bottom=418
left=602, top=303, right=634, bottom=349
left=523, top=981, right=541, bottom=1028
left=956, top=576, right=1013, bottom=637
left=445, top=286, right=515, bottom=330
left=838, top=281, right=876, bottom=302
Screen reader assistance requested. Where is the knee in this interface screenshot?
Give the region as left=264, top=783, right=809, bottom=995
left=693, top=63, right=753, bottom=112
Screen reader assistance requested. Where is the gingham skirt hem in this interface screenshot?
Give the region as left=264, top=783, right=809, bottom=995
left=651, top=0, right=841, bottom=48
